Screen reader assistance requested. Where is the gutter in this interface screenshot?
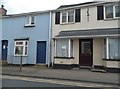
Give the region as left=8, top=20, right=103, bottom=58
left=52, top=34, right=120, bottom=39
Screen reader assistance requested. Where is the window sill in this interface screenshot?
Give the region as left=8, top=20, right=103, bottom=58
left=54, top=57, right=74, bottom=59
left=104, top=17, right=120, bottom=21
left=24, top=24, right=35, bottom=27
left=14, top=55, right=28, bottom=57
left=103, top=59, right=120, bottom=61
left=60, top=22, right=75, bottom=25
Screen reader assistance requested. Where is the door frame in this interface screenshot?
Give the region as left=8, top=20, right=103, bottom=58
left=79, top=39, right=93, bottom=67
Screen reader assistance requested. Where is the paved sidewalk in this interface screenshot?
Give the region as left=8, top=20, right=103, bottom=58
left=1, top=65, right=120, bottom=85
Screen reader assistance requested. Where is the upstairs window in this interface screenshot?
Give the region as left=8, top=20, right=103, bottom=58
left=115, top=6, right=120, bottom=18
left=62, top=12, right=67, bottom=23
left=55, top=9, right=80, bottom=25
left=25, top=16, right=35, bottom=27
left=105, top=5, right=113, bottom=18
left=104, top=5, right=120, bottom=19
left=61, top=10, right=75, bottom=24
left=68, top=10, right=74, bottom=22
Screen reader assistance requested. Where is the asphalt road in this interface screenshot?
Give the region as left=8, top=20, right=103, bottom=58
left=1, top=75, right=119, bottom=89
left=2, top=79, right=119, bottom=89
left=2, top=78, right=74, bottom=87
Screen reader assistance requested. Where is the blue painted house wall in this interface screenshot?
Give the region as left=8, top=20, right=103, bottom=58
left=2, top=12, right=51, bottom=65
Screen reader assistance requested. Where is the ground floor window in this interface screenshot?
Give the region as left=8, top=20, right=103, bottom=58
left=55, top=39, right=73, bottom=58
left=14, top=40, right=28, bottom=56
left=104, top=38, right=120, bottom=59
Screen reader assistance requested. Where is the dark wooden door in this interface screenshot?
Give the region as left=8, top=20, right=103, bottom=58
left=79, top=39, right=93, bottom=67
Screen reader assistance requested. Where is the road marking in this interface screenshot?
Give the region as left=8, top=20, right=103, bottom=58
left=1, top=75, right=119, bottom=88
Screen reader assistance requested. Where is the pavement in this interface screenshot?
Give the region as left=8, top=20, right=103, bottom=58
left=1, top=65, right=120, bottom=86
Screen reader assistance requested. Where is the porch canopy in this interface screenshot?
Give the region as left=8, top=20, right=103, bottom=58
left=53, top=28, right=120, bottom=39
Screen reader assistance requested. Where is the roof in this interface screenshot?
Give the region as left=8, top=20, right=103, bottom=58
left=57, top=1, right=100, bottom=9
left=54, top=28, right=120, bottom=38
left=57, top=0, right=119, bottom=10
left=2, top=9, right=53, bottom=18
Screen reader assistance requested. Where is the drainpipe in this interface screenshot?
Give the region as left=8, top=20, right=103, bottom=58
left=48, top=11, right=52, bottom=67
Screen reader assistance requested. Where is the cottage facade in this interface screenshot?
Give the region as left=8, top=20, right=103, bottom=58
left=1, top=10, right=52, bottom=66
left=51, top=1, right=120, bottom=72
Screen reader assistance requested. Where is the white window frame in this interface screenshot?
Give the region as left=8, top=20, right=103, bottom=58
left=55, top=39, right=73, bottom=58
left=104, top=5, right=114, bottom=19
left=104, top=37, right=120, bottom=59
left=14, top=40, right=28, bottom=56
left=104, top=5, right=120, bottom=19
left=60, top=10, right=75, bottom=24
left=25, top=16, right=35, bottom=26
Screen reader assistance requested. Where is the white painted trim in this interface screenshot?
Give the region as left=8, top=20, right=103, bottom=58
left=104, top=6, right=106, bottom=19
left=113, top=5, right=116, bottom=18
left=54, top=39, right=57, bottom=57
left=106, top=37, right=109, bottom=59
left=68, top=39, right=71, bottom=57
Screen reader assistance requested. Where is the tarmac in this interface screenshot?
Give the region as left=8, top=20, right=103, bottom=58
left=1, top=65, right=120, bottom=86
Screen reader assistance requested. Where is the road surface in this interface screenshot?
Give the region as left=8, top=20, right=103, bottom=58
left=1, top=75, right=119, bottom=89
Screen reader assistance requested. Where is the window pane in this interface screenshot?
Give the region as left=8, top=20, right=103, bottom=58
left=68, top=11, right=74, bottom=22
left=15, top=46, right=23, bottom=55
left=25, top=41, right=28, bottom=46
left=81, top=42, right=91, bottom=53
left=56, top=39, right=68, bottom=57
left=26, top=16, right=30, bottom=24
left=105, top=6, right=113, bottom=18
left=71, top=40, right=73, bottom=57
left=31, top=16, right=34, bottom=24
left=109, top=38, right=119, bottom=59
left=62, top=12, right=67, bottom=23
left=26, top=16, right=34, bottom=25
left=25, top=47, right=28, bottom=55
left=115, top=6, right=120, bottom=17
left=104, top=39, right=107, bottom=58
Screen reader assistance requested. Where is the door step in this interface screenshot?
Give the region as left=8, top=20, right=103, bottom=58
left=79, top=66, right=92, bottom=70
left=91, top=68, right=107, bottom=73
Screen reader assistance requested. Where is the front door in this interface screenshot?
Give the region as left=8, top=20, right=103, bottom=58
left=79, top=39, right=93, bottom=67
left=2, top=40, right=8, bottom=60
left=37, top=41, right=46, bottom=64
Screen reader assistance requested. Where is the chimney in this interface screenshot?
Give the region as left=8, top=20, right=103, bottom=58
left=0, top=5, right=7, bottom=16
